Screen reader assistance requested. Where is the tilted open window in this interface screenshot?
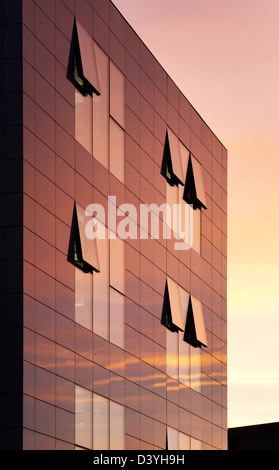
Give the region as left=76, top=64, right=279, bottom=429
left=184, top=295, right=208, bottom=348
left=67, top=18, right=101, bottom=97
left=161, top=127, right=207, bottom=211
left=68, top=202, right=100, bottom=274
left=183, top=154, right=207, bottom=210
left=161, top=278, right=207, bottom=349
left=161, top=277, right=185, bottom=333
left=161, top=128, right=185, bottom=187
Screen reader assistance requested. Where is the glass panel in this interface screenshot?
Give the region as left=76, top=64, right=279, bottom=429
left=179, top=286, right=189, bottom=326
left=166, top=329, right=178, bottom=380
left=110, top=288, right=125, bottom=349
left=166, top=277, right=184, bottom=332
left=191, top=296, right=208, bottom=347
left=110, top=401, right=125, bottom=450
left=179, top=432, right=191, bottom=450
left=93, top=223, right=109, bottom=339
left=110, top=118, right=125, bottom=183
left=191, top=347, right=201, bottom=393
left=110, top=236, right=125, bottom=294
left=93, top=46, right=109, bottom=168
left=93, top=393, right=109, bottom=450
left=110, top=62, right=125, bottom=128
left=179, top=334, right=190, bottom=387
left=191, top=437, right=202, bottom=450
left=191, top=156, right=207, bottom=209
left=75, top=267, right=93, bottom=330
left=179, top=286, right=190, bottom=386
left=75, top=386, right=92, bottom=449
left=167, top=427, right=179, bottom=450
left=76, top=203, right=100, bottom=272
left=167, top=128, right=184, bottom=185
left=179, top=142, right=189, bottom=179
left=166, top=183, right=180, bottom=236
left=178, top=187, right=193, bottom=248
left=75, top=89, right=92, bottom=154
left=192, top=207, right=201, bottom=254
left=75, top=19, right=101, bottom=96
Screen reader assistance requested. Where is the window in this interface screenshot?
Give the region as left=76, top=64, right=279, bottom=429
left=93, top=222, right=109, bottom=340
left=109, top=236, right=125, bottom=294
left=68, top=18, right=100, bottom=97
left=162, top=133, right=204, bottom=252
left=178, top=341, right=190, bottom=386
left=167, top=427, right=179, bottom=450
left=162, top=280, right=207, bottom=392
left=161, top=129, right=206, bottom=253
left=166, top=328, right=179, bottom=380
left=110, top=288, right=125, bottom=349
left=166, top=326, right=202, bottom=392
left=69, top=21, right=127, bottom=181
left=161, top=277, right=184, bottom=333
left=75, top=387, right=125, bottom=450
left=166, top=181, right=179, bottom=237
left=179, top=287, right=191, bottom=386
left=183, top=154, right=207, bottom=210
left=68, top=202, right=100, bottom=274
left=192, top=204, right=201, bottom=254
left=179, top=432, right=191, bottom=450
left=184, top=296, right=208, bottom=349
left=110, top=401, right=125, bottom=450
left=75, top=386, right=92, bottom=449
left=191, top=437, right=202, bottom=450
left=162, top=283, right=207, bottom=393
left=68, top=18, right=102, bottom=156
left=93, top=45, right=109, bottom=168
left=93, top=220, right=109, bottom=340
left=93, top=393, right=109, bottom=450
left=190, top=347, right=201, bottom=393
left=75, top=267, right=93, bottom=330
left=109, top=62, right=125, bottom=183
left=179, top=140, right=189, bottom=178
left=110, top=118, right=125, bottom=183
left=109, top=233, right=125, bottom=349
left=110, top=62, right=125, bottom=128
left=161, top=277, right=207, bottom=349
left=167, top=427, right=190, bottom=451
left=75, top=88, right=92, bottom=153
left=161, top=128, right=184, bottom=186
left=166, top=181, right=193, bottom=251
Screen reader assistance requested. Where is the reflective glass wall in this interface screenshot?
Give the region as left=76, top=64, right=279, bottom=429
left=19, top=0, right=227, bottom=451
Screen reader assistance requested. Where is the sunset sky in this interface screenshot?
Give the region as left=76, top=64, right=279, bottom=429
left=113, top=0, right=279, bottom=428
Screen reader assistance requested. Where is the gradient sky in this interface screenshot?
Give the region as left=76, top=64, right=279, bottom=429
left=113, top=0, right=279, bottom=428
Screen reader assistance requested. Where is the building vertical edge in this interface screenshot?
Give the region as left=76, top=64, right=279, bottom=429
left=0, top=0, right=24, bottom=450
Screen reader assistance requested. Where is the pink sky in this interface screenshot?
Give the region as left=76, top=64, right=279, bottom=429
left=113, top=0, right=279, bottom=428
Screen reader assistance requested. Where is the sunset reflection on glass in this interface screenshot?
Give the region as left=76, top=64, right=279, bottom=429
left=15, top=0, right=228, bottom=452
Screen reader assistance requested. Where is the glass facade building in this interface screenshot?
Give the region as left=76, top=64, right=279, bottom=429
left=0, top=0, right=228, bottom=450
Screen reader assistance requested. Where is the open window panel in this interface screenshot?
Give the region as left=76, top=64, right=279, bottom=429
left=161, top=277, right=185, bottom=333
left=68, top=202, right=100, bottom=274
left=161, top=128, right=185, bottom=187
left=67, top=18, right=101, bottom=97
left=184, top=295, right=208, bottom=349
left=183, top=154, right=207, bottom=210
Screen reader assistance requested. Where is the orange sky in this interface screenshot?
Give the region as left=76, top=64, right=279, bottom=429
left=113, top=0, right=279, bottom=428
